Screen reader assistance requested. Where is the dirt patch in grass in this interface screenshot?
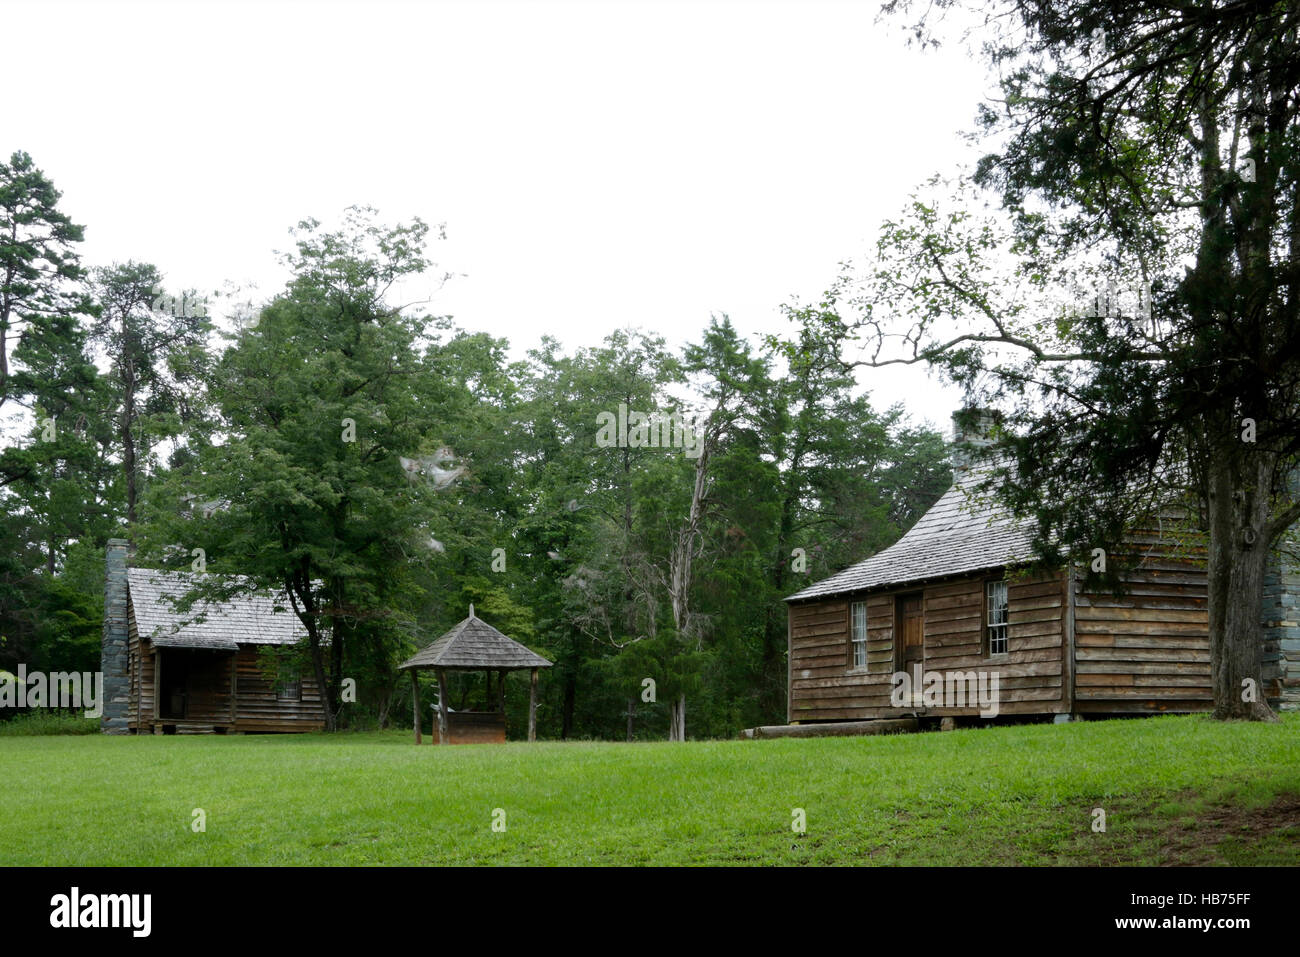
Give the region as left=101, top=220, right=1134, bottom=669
left=1071, top=791, right=1300, bottom=866
left=1155, top=792, right=1300, bottom=865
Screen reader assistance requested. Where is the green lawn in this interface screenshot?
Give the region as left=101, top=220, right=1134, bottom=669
left=3, top=714, right=1298, bottom=865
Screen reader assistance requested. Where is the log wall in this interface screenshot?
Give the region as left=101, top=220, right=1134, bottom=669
left=1072, top=537, right=1212, bottom=714
left=230, top=645, right=326, bottom=732
left=125, top=600, right=325, bottom=732
left=788, top=568, right=1067, bottom=721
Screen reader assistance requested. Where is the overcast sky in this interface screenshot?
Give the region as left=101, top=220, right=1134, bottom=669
left=7, top=0, right=994, bottom=434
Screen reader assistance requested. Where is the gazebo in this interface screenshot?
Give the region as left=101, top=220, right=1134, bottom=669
left=399, top=604, right=553, bottom=744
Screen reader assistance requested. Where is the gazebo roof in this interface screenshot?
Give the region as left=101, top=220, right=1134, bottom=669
left=399, top=605, right=553, bottom=672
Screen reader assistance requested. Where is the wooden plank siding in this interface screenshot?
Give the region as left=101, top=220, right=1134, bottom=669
left=1072, top=541, right=1212, bottom=714
left=788, top=568, right=1068, bottom=721
left=788, top=536, right=1217, bottom=721
left=230, top=646, right=326, bottom=732
left=125, top=598, right=155, bottom=728
left=126, top=618, right=325, bottom=732
left=433, top=711, right=508, bottom=744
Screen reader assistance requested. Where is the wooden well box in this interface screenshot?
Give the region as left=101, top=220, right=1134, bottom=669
left=433, top=711, right=507, bottom=744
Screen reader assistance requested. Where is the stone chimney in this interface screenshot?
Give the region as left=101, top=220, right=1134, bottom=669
left=1259, top=556, right=1294, bottom=713
left=950, top=407, right=1001, bottom=472
left=1261, top=470, right=1300, bottom=714
left=101, top=539, right=131, bottom=733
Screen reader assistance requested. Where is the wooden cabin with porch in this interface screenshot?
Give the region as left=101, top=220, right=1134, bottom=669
left=99, top=539, right=326, bottom=734
left=782, top=415, right=1298, bottom=726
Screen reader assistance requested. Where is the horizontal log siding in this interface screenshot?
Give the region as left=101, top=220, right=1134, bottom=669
left=231, top=646, right=326, bottom=732
left=924, top=571, right=1066, bottom=716
left=125, top=607, right=154, bottom=729
left=788, top=599, right=889, bottom=721
left=128, top=635, right=325, bottom=732
left=788, top=568, right=1067, bottom=721
left=1072, top=538, right=1212, bottom=714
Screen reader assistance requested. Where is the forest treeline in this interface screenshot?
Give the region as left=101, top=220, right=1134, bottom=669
left=0, top=151, right=950, bottom=738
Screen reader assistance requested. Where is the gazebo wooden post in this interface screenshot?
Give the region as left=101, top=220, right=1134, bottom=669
left=411, top=670, right=422, bottom=745
left=528, top=667, right=539, bottom=741
left=497, top=669, right=506, bottom=714
left=436, top=668, right=450, bottom=745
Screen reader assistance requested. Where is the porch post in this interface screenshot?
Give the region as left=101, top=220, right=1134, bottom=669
left=436, top=669, right=450, bottom=745
left=411, top=671, right=422, bottom=745
left=528, top=667, right=538, bottom=742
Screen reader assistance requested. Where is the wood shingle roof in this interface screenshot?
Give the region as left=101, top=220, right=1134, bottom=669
left=400, top=608, right=552, bottom=671
left=128, top=568, right=307, bottom=650
left=785, top=466, right=1036, bottom=602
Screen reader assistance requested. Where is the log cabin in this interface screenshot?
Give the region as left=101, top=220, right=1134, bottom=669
left=100, top=539, right=326, bottom=734
left=783, top=413, right=1299, bottom=725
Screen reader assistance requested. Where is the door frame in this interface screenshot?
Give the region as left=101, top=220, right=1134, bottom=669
left=894, top=590, right=925, bottom=680
left=159, top=648, right=190, bottom=719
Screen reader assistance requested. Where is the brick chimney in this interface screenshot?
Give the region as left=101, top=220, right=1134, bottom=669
left=101, top=539, right=131, bottom=733
left=950, top=407, right=1001, bottom=472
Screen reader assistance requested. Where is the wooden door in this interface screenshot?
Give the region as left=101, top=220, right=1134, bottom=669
left=897, top=593, right=924, bottom=684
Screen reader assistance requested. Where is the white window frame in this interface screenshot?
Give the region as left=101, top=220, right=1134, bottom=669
left=850, top=600, right=868, bottom=669
left=986, top=580, right=1009, bottom=656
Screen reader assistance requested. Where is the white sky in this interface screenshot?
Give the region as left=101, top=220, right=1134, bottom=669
left=6, top=0, right=994, bottom=436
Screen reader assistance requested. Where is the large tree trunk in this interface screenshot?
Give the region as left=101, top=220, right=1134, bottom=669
left=763, top=483, right=800, bottom=724
left=1205, top=451, right=1279, bottom=721
left=287, top=572, right=335, bottom=732
left=663, top=427, right=713, bottom=742
left=306, top=625, right=334, bottom=732
left=668, top=694, right=686, bottom=741
left=329, top=624, right=344, bottom=729
left=324, top=571, right=350, bottom=730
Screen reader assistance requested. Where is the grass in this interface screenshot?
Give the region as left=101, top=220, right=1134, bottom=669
left=2, top=714, right=1298, bottom=865
left=0, top=712, right=100, bottom=736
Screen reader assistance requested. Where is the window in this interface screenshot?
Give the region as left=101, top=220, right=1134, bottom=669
left=850, top=601, right=868, bottom=669
left=277, top=666, right=302, bottom=701
left=986, top=580, right=1008, bottom=656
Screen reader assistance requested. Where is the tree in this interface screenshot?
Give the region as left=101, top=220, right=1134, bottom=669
left=0, top=150, right=95, bottom=505
left=89, top=262, right=214, bottom=527
left=824, top=0, right=1300, bottom=719
left=0, top=151, right=89, bottom=413
left=765, top=312, right=950, bottom=719
left=0, top=151, right=118, bottom=690
left=518, top=329, right=684, bottom=738
left=139, top=207, right=460, bottom=730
